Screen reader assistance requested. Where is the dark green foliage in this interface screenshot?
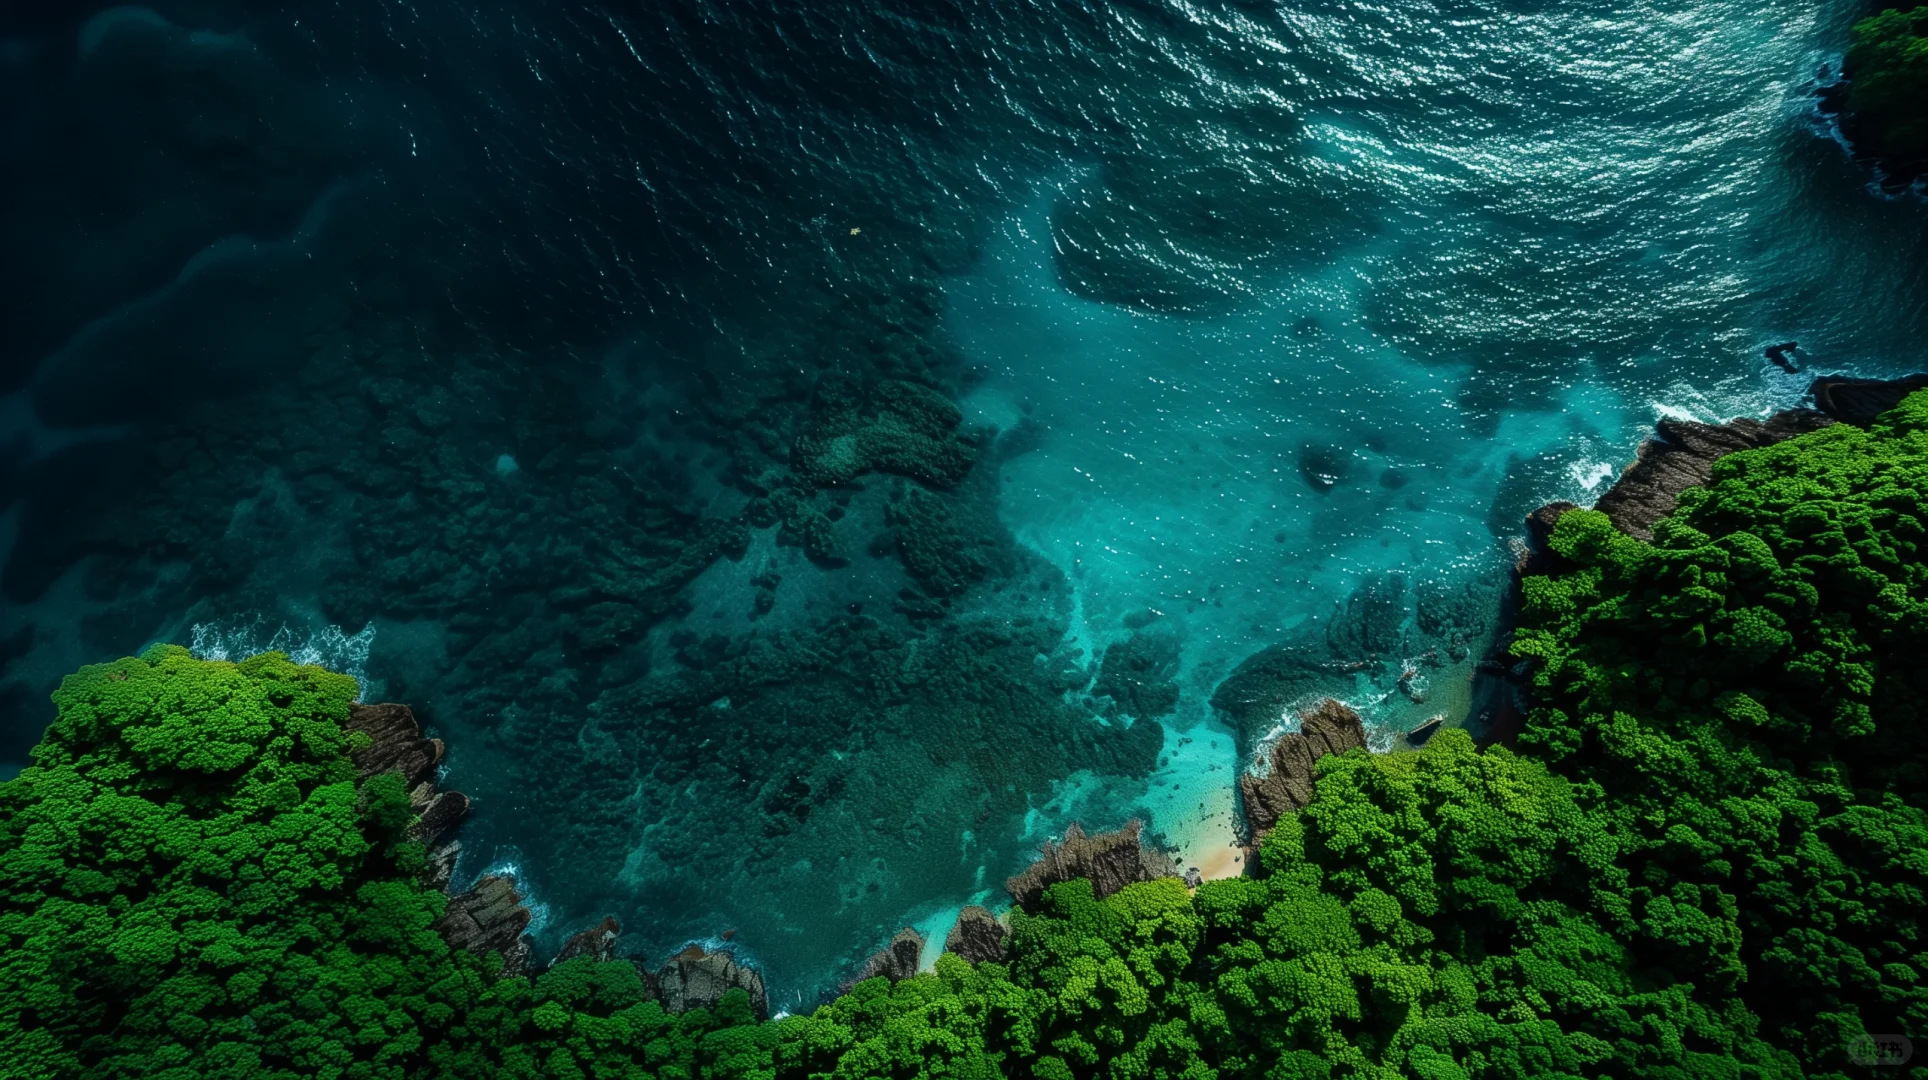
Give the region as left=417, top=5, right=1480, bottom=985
left=7, top=394, right=1927, bottom=1077
left=1846, top=6, right=1928, bottom=169
left=0, top=646, right=769, bottom=1080
left=0, top=645, right=475, bottom=1078
left=1511, top=391, right=1928, bottom=1074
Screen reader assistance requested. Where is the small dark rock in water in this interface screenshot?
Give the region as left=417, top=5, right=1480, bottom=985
left=1237, top=698, right=1367, bottom=838
left=1809, top=373, right=1928, bottom=428
left=1396, top=665, right=1426, bottom=704
left=553, top=916, right=622, bottom=966
left=657, top=946, right=769, bottom=1020
left=1298, top=443, right=1354, bottom=492
left=1378, top=467, right=1408, bottom=489
left=1005, top=820, right=1179, bottom=910
left=848, top=927, right=925, bottom=986
left=944, top=905, right=1008, bottom=964
left=1590, top=410, right=1832, bottom=541
left=1765, top=341, right=1802, bottom=373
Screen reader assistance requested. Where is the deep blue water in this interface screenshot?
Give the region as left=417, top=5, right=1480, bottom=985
left=2, top=0, right=1926, bottom=1008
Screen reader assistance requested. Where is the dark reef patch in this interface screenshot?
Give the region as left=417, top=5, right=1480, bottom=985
left=1093, top=626, right=1181, bottom=722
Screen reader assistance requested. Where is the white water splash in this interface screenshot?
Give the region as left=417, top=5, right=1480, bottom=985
left=478, top=850, right=552, bottom=935
left=188, top=616, right=376, bottom=690
left=1568, top=460, right=1617, bottom=492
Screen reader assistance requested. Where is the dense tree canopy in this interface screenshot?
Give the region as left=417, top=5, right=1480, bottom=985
left=4, top=392, right=1927, bottom=1077
left=1512, top=391, right=1928, bottom=1074
left=1846, top=5, right=1928, bottom=170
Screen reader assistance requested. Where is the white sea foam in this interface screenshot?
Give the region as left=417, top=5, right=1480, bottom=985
left=188, top=616, right=376, bottom=691
left=1568, top=460, right=1617, bottom=492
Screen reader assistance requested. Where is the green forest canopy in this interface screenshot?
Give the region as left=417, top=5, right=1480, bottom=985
left=1847, top=4, right=1928, bottom=167
left=4, top=390, right=1928, bottom=1078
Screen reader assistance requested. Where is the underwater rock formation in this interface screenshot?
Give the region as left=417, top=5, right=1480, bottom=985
left=943, top=906, right=1008, bottom=964
left=1237, top=698, right=1367, bottom=838
left=1810, top=373, right=1928, bottom=428
left=1325, top=571, right=1409, bottom=661
left=1093, top=627, right=1182, bottom=721
left=1414, top=577, right=1496, bottom=663
left=1588, top=411, right=1832, bottom=540
left=792, top=378, right=979, bottom=490
left=1005, top=820, right=1179, bottom=911
left=848, top=927, right=926, bottom=986
left=887, top=482, right=987, bottom=595
left=657, top=946, right=770, bottom=1020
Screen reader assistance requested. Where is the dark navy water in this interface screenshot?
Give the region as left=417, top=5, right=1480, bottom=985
left=3, top=0, right=1926, bottom=1008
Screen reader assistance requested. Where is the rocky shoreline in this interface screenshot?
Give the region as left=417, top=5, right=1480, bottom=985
left=339, top=374, right=1928, bottom=1011
left=1534, top=373, right=1925, bottom=548
left=1475, top=372, right=1928, bottom=742
left=346, top=697, right=1180, bottom=1013
left=346, top=701, right=775, bottom=1015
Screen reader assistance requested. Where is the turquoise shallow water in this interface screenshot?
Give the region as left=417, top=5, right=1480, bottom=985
left=0, top=0, right=1925, bottom=1007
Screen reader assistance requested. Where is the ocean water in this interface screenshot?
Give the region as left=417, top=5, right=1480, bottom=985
left=2, top=0, right=1926, bottom=1007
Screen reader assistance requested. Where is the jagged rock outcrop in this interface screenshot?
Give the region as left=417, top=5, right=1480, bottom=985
left=344, top=701, right=552, bottom=979
left=414, top=787, right=470, bottom=847
left=346, top=702, right=467, bottom=863
left=554, top=917, right=623, bottom=966
left=345, top=702, right=446, bottom=786
left=1531, top=373, right=1928, bottom=549
left=1238, top=698, right=1367, bottom=837
left=657, top=946, right=769, bottom=1020
left=1810, top=373, right=1928, bottom=428
left=849, top=927, right=925, bottom=987
left=943, top=906, right=1008, bottom=964
left=1589, top=411, right=1833, bottom=541
left=1210, top=644, right=1350, bottom=759
left=433, top=875, right=536, bottom=976
left=1005, top=820, right=1178, bottom=911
